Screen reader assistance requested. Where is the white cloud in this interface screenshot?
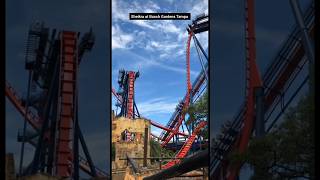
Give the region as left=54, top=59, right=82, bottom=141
left=131, top=20, right=157, bottom=30
left=113, top=50, right=198, bottom=77
left=112, top=25, right=134, bottom=49
left=193, top=32, right=209, bottom=55
left=112, top=0, right=185, bottom=35
left=186, top=0, right=208, bottom=17
left=112, top=0, right=209, bottom=63
left=178, top=31, right=188, bottom=41
left=112, top=0, right=128, bottom=22
left=138, top=97, right=179, bottom=116
left=151, top=129, right=162, bottom=137
left=112, top=0, right=208, bottom=83
left=156, top=20, right=181, bottom=34
left=157, top=62, right=198, bottom=76
left=146, top=40, right=180, bottom=54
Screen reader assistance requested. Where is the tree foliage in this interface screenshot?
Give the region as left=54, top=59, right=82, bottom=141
left=230, top=95, right=314, bottom=179
left=187, top=90, right=208, bottom=124
left=150, top=139, right=175, bottom=163
left=149, top=91, right=209, bottom=163
left=186, top=90, right=208, bottom=138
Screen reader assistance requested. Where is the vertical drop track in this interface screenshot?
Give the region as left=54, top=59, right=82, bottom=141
left=160, top=32, right=193, bottom=147
left=56, top=31, right=78, bottom=177
left=226, top=0, right=262, bottom=179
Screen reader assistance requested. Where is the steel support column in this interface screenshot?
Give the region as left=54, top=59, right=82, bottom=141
left=193, top=34, right=208, bottom=61
left=78, top=125, right=97, bottom=177
left=289, top=0, right=315, bottom=63
left=18, top=70, right=32, bottom=176
left=193, top=34, right=208, bottom=83
left=31, top=56, right=59, bottom=174
left=254, top=87, right=265, bottom=137
left=73, top=97, right=79, bottom=180
left=289, top=0, right=315, bottom=100
left=143, top=127, right=148, bottom=167
left=127, top=155, right=140, bottom=174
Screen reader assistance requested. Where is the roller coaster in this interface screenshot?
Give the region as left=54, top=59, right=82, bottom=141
left=5, top=23, right=109, bottom=179
left=144, top=0, right=314, bottom=179
left=5, top=0, right=314, bottom=179
left=112, top=13, right=209, bottom=171
left=209, top=1, right=314, bottom=179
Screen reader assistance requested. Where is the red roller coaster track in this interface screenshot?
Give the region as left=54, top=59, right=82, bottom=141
left=55, top=31, right=78, bottom=177
left=150, top=121, right=189, bottom=137
left=110, top=15, right=209, bottom=173
left=5, top=82, right=42, bottom=130
left=160, top=32, right=193, bottom=147
left=111, top=87, right=190, bottom=137
left=210, top=2, right=314, bottom=179
left=5, top=30, right=108, bottom=177
left=156, top=28, right=208, bottom=169
left=126, top=72, right=136, bottom=119
left=5, top=83, right=108, bottom=177
left=112, top=87, right=122, bottom=104
left=225, top=0, right=262, bottom=179
left=162, top=121, right=207, bottom=169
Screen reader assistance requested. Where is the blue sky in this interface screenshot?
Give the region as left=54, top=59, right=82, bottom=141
left=111, top=0, right=209, bottom=137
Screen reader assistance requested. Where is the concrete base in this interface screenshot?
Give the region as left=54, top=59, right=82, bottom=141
left=112, top=117, right=151, bottom=169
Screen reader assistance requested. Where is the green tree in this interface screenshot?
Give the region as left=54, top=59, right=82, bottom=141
left=149, top=91, right=209, bottom=164
left=187, top=91, right=208, bottom=124
left=150, top=139, right=175, bottom=163
left=230, top=95, right=314, bottom=179
left=186, top=90, right=208, bottom=138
